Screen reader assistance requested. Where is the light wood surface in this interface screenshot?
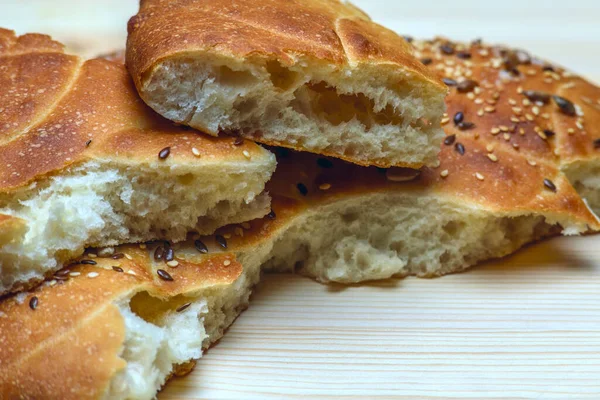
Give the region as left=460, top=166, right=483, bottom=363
left=2, top=1, right=600, bottom=399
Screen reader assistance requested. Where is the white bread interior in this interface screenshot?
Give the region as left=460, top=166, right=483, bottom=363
left=260, top=193, right=572, bottom=283
left=0, top=156, right=274, bottom=293
left=104, top=267, right=255, bottom=400
left=142, top=55, right=446, bottom=167
left=562, top=162, right=600, bottom=215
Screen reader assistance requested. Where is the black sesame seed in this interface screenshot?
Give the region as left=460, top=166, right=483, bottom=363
left=111, top=253, right=125, bottom=259
left=80, top=259, right=97, bottom=265
left=53, top=274, right=69, bottom=281
left=29, top=296, right=38, bottom=310
left=164, top=247, right=174, bottom=262
left=266, top=209, right=276, bottom=219
left=158, top=147, right=171, bottom=160
left=403, top=35, right=414, bottom=43
left=543, top=129, right=556, bottom=138
left=176, top=303, right=192, bottom=313
left=457, top=121, right=475, bottom=131
left=522, top=90, right=550, bottom=104
left=420, top=57, right=433, bottom=66
left=112, top=266, right=124, bottom=273
left=542, top=65, right=555, bottom=72
left=456, top=51, right=471, bottom=59
left=443, top=78, right=457, bottom=87
left=85, top=139, right=92, bottom=147
left=233, top=137, right=244, bottom=146
left=453, top=112, right=464, bottom=125
left=194, top=239, right=208, bottom=254
left=454, top=143, right=465, bottom=155
left=55, top=269, right=70, bottom=277
left=154, top=246, right=165, bottom=261
left=317, top=158, right=333, bottom=168
left=297, top=183, right=308, bottom=196
left=543, top=178, right=557, bottom=192
left=457, top=79, right=478, bottom=93
left=553, top=95, right=576, bottom=116
left=593, top=139, right=600, bottom=149
left=440, top=42, right=455, bottom=55
left=157, top=269, right=174, bottom=281
left=444, top=135, right=456, bottom=146
left=215, top=235, right=227, bottom=249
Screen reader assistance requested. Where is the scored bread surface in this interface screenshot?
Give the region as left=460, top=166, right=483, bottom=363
left=126, top=0, right=447, bottom=168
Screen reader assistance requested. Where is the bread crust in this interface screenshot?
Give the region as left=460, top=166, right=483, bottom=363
left=0, top=246, right=241, bottom=399
left=0, top=28, right=272, bottom=194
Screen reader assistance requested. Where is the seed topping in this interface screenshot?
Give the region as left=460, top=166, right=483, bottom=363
left=158, top=147, right=171, bottom=160
left=157, top=269, right=174, bottom=281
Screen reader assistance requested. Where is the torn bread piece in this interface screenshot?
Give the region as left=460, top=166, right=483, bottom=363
left=0, top=29, right=276, bottom=294
left=411, top=37, right=600, bottom=214
left=0, top=247, right=255, bottom=400
left=126, top=0, right=447, bottom=168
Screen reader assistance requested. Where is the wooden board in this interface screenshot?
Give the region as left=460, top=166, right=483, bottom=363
left=1, top=1, right=600, bottom=398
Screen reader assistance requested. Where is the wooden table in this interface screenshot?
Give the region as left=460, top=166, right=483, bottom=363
left=2, top=1, right=600, bottom=398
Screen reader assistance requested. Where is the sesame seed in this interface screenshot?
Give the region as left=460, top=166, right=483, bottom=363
left=29, top=296, right=38, bottom=310
left=242, top=150, right=251, bottom=159
left=112, top=266, right=124, bottom=273
left=112, top=253, right=125, bottom=259
left=500, top=126, right=509, bottom=132
left=510, top=117, right=520, bottom=123
left=267, top=210, right=276, bottom=219
left=486, top=144, right=495, bottom=152
left=215, top=235, right=228, bottom=249
left=440, top=170, right=449, bottom=178
left=154, top=246, right=165, bottom=261
left=512, top=107, right=522, bottom=115
left=484, top=106, right=495, bottom=113
left=139, top=243, right=147, bottom=249
left=124, top=253, right=133, bottom=260
left=224, top=259, right=231, bottom=266
left=127, top=270, right=137, bottom=276
left=297, top=183, right=308, bottom=196
left=568, top=128, right=575, bottom=135
left=87, top=253, right=97, bottom=258
left=474, top=98, right=484, bottom=105
left=319, top=183, right=331, bottom=190
left=87, top=272, right=99, bottom=278
left=537, top=131, right=548, bottom=140
left=157, top=269, right=174, bottom=281
left=80, top=259, right=96, bottom=265
left=192, top=147, right=201, bottom=157
left=528, top=160, right=537, bottom=166
left=475, top=173, right=485, bottom=181
left=477, top=109, right=484, bottom=117
left=453, top=112, right=464, bottom=125
left=49, top=280, right=57, bottom=286
left=85, top=139, right=92, bottom=147
left=508, top=99, right=517, bottom=106
left=194, top=239, right=208, bottom=254
left=158, top=147, right=171, bottom=160
left=467, top=92, right=475, bottom=100
left=441, top=117, right=450, bottom=125
left=576, top=121, right=584, bottom=130
left=69, top=272, right=81, bottom=277
left=503, top=133, right=511, bottom=141
left=443, top=78, right=457, bottom=86
left=420, top=58, right=433, bottom=65
left=454, top=142, right=465, bottom=155
left=553, top=95, right=576, bottom=116
left=167, top=260, right=179, bottom=268
left=164, top=247, right=174, bottom=262
left=176, top=303, right=192, bottom=313
left=543, top=178, right=557, bottom=192
left=487, top=153, right=498, bottom=162
left=444, top=135, right=456, bottom=145
left=532, top=106, right=540, bottom=116
left=234, top=137, right=244, bottom=146
left=458, top=121, right=475, bottom=131
left=457, top=80, right=478, bottom=93
left=491, top=127, right=500, bottom=135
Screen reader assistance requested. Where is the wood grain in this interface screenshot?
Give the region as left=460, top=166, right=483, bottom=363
left=1, top=1, right=599, bottom=398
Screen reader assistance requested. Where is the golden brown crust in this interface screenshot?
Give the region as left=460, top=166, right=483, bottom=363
left=127, top=0, right=438, bottom=85
left=410, top=38, right=600, bottom=169
left=0, top=246, right=241, bottom=399
left=125, top=0, right=445, bottom=168
left=0, top=29, right=271, bottom=194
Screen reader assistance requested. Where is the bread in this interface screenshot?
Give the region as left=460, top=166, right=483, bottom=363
left=0, top=29, right=276, bottom=294
left=125, top=0, right=447, bottom=168
left=0, top=245, right=256, bottom=399
left=4, top=136, right=597, bottom=398
left=410, top=38, right=600, bottom=214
